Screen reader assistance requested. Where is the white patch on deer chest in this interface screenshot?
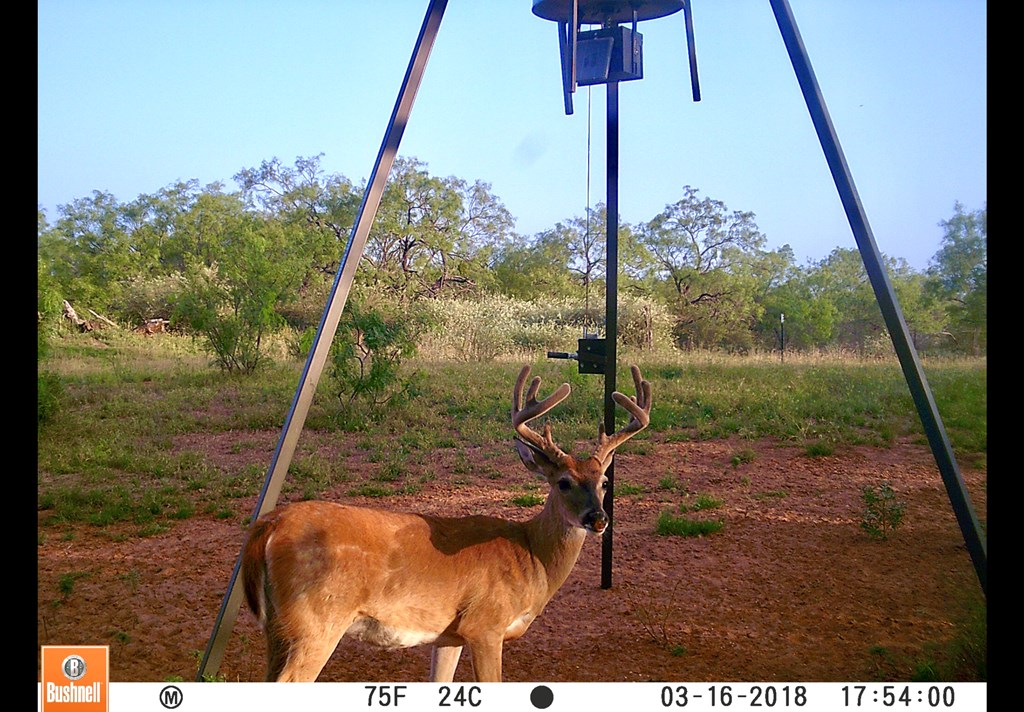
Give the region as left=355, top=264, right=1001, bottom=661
left=346, top=616, right=438, bottom=649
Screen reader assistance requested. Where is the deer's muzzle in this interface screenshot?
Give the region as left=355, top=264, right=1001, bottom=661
left=583, top=510, right=609, bottom=534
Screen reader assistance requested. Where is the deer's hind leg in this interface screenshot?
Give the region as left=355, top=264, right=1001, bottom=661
left=468, top=638, right=503, bottom=682
left=264, top=604, right=357, bottom=682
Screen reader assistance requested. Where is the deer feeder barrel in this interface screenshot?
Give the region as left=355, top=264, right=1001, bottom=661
left=532, top=0, right=684, bottom=23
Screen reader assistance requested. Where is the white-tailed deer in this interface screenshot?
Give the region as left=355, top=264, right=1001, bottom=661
left=241, top=364, right=652, bottom=682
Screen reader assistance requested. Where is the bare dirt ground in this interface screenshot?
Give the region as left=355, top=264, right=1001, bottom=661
left=37, top=433, right=986, bottom=683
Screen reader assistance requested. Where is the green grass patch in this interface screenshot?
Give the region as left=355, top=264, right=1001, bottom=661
left=657, top=475, right=686, bottom=492
left=654, top=510, right=724, bottom=537
left=510, top=493, right=545, bottom=507
left=730, top=448, right=757, bottom=467
left=690, top=493, right=723, bottom=511
left=346, top=483, right=396, bottom=498
left=804, top=440, right=835, bottom=457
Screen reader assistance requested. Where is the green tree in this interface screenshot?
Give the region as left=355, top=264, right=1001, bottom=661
left=758, top=273, right=840, bottom=351
left=926, top=203, right=986, bottom=354
left=174, top=215, right=305, bottom=373
left=635, top=186, right=767, bottom=349
left=490, top=233, right=578, bottom=300
left=889, top=258, right=947, bottom=352
left=805, top=248, right=884, bottom=355
left=636, top=186, right=766, bottom=295
left=106, top=182, right=248, bottom=325
left=234, top=154, right=361, bottom=279
left=530, top=204, right=615, bottom=330
left=37, top=190, right=150, bottom=312
left=365, top=157, right=514, bottom=300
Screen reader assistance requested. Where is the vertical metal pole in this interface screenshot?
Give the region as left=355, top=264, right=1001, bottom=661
left=769, top=0, right=985, bottom=595
left=780, top=313, right=785, bottom=363
left=601, top=79, right=620, bottom=590
left=195, top=0, right=450, bottom=681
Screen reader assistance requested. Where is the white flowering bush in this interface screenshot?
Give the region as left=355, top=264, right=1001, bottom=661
left=418, top=295, right=673, bottom=361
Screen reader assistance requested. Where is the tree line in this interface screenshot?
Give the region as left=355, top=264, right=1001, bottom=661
left=37, top=154, right=987, bottom=365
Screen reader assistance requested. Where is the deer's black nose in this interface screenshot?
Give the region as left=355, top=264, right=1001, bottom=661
left=583, top=510, right=608, bottom=533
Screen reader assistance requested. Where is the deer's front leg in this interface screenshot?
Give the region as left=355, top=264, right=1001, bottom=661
left=429, top=645, right=463, bottom=682
left=468, top=639, right=503, bottom=682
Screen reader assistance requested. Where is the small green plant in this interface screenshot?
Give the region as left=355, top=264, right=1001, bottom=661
left=730, top=448, right=756, bottom=467
left=691, top=493, right=723, bottom=511
left=658, top=475, right=683, bottom=492
left=511, top=493, right=545, bottom=507
left=910, top=658, right=939, bottom=682
left=110, top=628, right=132, bottom=648
left=655, top=510, right=724, bottom=537
left=753, top=489, right=788, bottom=500
left=617, top=482, right=646, bottom=495
left=347, top=483, right=395, bottom=498
left=374, top=460, right=405, bottom=482
left=623, top=580, right=687, bottom=655
left=56, top=571, right=90, bottom=603
left=805, top=440, right=835, bottom=457
left=191, top=649, right=228, bottom=682
left=117, top=570, right=140, bottom=593
left=38, top=370, right=64, bottom=426
left=860, top=481, right=906, bottom=540
left=57, top=575, right=76, bottom=598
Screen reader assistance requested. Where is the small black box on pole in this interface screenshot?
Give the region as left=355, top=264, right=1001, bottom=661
left=577, top=336, right=606, bottom=374
left=575, top=26, right=643, bottom=85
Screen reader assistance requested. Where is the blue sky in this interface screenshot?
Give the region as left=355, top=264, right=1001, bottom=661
left=38, top=1, right=986, bottom=272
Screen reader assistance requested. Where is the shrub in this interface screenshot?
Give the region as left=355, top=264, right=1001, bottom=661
left=174, top=262, right=285, bottom=374
left=330, top=295, right=433, bottom=416
left=38, top=371, right=64, bottom=426
left=860, top=482, right=906, bottom=540
left=110, top=273, right=187, bottom=326
left=38, top=261, right=64, bottom=425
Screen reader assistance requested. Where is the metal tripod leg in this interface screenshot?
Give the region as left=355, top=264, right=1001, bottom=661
left=194, top=0, right=450, bottom=681
left=769, top=0, right=986, bottom=595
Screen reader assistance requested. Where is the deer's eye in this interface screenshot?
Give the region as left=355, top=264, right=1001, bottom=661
left=601, top=481, right=609, bottom=490
left=557, top=480, right=572, bottom=492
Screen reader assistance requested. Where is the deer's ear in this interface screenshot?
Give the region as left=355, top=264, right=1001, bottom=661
left=515, top=439, right=561, bottom=478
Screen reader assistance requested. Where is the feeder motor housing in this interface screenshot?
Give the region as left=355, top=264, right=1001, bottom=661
left=576, top=25, right=643, bottom=85
left=576, top=336, right=606, bottom=374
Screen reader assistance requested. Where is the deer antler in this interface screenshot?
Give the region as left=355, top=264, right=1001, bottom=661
left=512, top=365, right=572, bottom=465
left=592, top=365, right=652, bottom=465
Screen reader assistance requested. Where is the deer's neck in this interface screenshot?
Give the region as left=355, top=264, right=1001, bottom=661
left=524, top=498, right=589, bottom=600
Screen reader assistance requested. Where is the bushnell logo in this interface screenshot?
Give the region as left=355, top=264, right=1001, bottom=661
left=40, top=646, right=108, bottom=711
